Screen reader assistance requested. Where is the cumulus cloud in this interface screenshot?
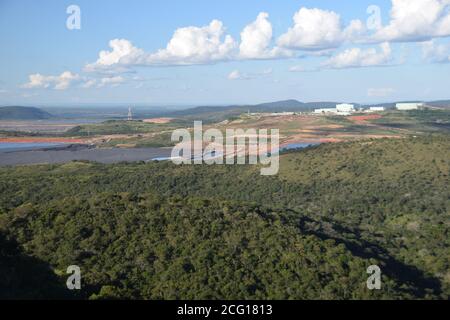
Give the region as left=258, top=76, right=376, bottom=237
left=239, top=12, right=292, bottom=59
left=84, top=39, right=144, bottom=73
left=277, top=8, right=366, bottom=51
left=146, top=20, right=237, bottom=65
left=373, top=0, right=450, bottom=42
left=322, top=43, right=393, bottom=69
left=367, top=87, right=396, bottom=97
left=22, top=71, right=80, bottom=90
left=86, top=20, right=237, bottom=71
left=239, top=12, right=271, bottom=58
left=422, top=40, right=450, bottom=62
left=29, top=2, right=450, bottom=83
left=86, top=14, right=295, bottom=71
left=277, top=8, right=342, bottom=50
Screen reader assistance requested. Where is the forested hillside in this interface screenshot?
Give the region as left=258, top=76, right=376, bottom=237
left=0, top=106, right=52, bottom=120
left=0, top=135, right=448, bottom=299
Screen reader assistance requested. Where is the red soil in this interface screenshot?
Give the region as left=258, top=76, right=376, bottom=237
left=348, top=115, right=382, bottom=123
left=143, top=118, right=173, bottom=124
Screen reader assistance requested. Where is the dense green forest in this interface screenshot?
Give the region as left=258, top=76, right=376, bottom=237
left=0, top=135, right=448, bottom=299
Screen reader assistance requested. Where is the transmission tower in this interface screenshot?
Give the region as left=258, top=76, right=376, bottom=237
left=127, top=106, right=133, bottom=121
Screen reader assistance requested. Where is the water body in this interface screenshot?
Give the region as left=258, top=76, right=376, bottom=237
left=0, top=142, right=67, bottom=152
left=151, top=143, right=318, bottom=162
left=0, top=144, right=172, bottom=166
left=0, top=142, right=319, bottom=166
left=281, top=142, right=320, bottom=151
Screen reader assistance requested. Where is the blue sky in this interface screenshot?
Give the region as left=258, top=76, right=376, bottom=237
left=1, top=0, right=450, bottom=106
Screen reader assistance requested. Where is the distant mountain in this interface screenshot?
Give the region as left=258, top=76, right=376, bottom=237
left=0, top=106, right=53, bottom=120
left=167, top=100, right=355, bottom=122
left=426, top=100, right=450, bottom=109
left=252, top=100, right=353, bottom=112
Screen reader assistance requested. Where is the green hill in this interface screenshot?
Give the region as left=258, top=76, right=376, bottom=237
left=167, top=100, right=347, bottom=122
left=0, top=106, right=53, bottom=120
left=0, top=135, right=448, bottom=299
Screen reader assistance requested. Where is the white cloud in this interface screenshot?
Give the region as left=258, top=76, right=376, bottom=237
left=288, top=65, right=304, bottom=72
left=146, top=20, right=237, bottom=65
left=277, top=8, right=342, bottom=50
left=343, top=19, right=367, bottom=41
left=86, top=21, right=237, bottom=70
left=81, top=79, right=97, bottom=88
left=54, top=72, right=81, bottom=90
left=227, top=68, right=273, bottom=80
left=86, top=14, right=299, bottom=72
left=98, top=76, right=125, bottom=87
left=31, top=2, right=450, bottom=82
left=22, top=71, right=80, bottom=90
left=323, top=43, right=393, bottom=69
left=422, top=40, right=450, bottom=62
left=239, top=12, right=292, bottom=59
left=84, top=39, right=144, bottom=73
left=88, top=39, right=143, bottom=67
left=367, top=87, right=396, bottom=97
left=228, top=71, right=241, bottom=81
left=22, top=74, right=51, bottom=89
left=277, top=8, right=366, bottom=51
left=373, top=0, right=450, bottom=42
left=239, top=12, right=271, bottom=58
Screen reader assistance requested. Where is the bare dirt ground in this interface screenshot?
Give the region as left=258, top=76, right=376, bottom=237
left=0, top=113, right=409, bottom=151
left=142, top=118, right=173, bottom=124
left=347, top=114, right=383, bottom=124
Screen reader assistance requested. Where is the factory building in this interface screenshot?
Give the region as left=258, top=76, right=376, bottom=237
left=396, top=103, right=423, bottom=110
left=313, top=103, right=356, bottom=116
left=314, top=108, right=337, bottom=114
left=366, top=106, right=385, bottom=112
left=336, top=103, right=355, bottom=113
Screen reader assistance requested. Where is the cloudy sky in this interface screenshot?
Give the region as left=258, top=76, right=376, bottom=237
left=1, top=0, right=450, bottom=106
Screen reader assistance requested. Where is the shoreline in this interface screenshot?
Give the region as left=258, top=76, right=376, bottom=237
left=0, top=145, right=172, bottom=166
left=0, top=137, right=85, bottom=144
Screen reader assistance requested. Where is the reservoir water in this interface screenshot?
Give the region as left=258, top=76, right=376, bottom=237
left=0, top=142, right=320, bottom=166
left=0, top=142, right=67, bottom=152
left=281, top=142, right=319, bottom=151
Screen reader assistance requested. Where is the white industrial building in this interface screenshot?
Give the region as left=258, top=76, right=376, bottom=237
left=366, top=106, right=385, bottom=112
left=396, top=103, right=423, bottom=110
left=314, top=108, right=337, bottom=114
left=314, top=103, right=356, bottom=116
left=336, top=103, right=355, bottom=113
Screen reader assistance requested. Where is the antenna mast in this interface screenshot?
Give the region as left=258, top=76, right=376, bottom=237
left=127, top=106, right=133, bottom=121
